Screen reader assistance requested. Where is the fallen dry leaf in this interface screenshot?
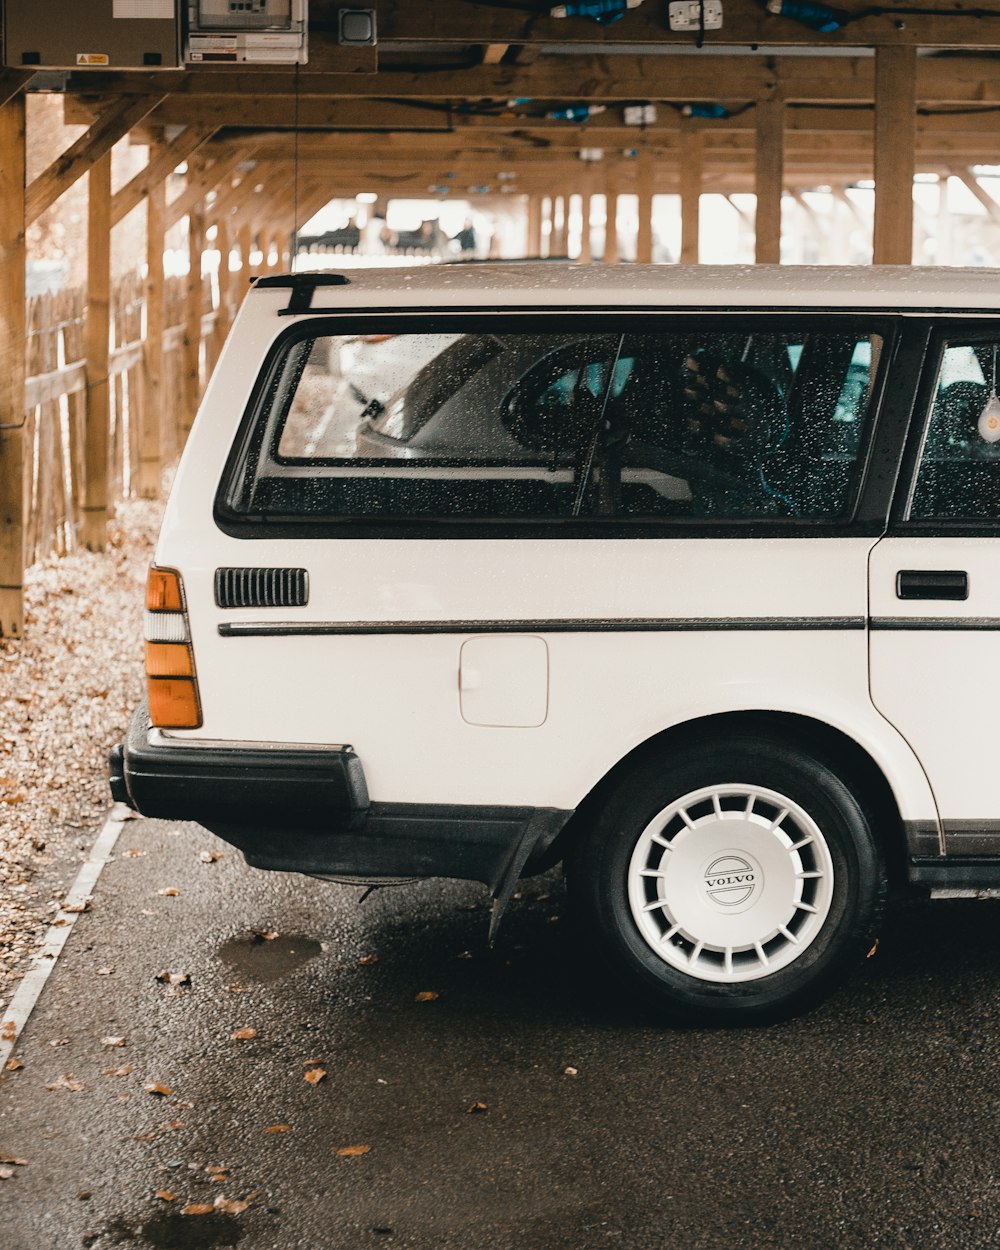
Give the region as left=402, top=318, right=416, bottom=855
left=466, top=1101, right=488, bottom=1115
left=46, top=1074, right=84, bottom=1092
left=0, top=1167, right=14, bottom=1180
left=251, top=929, right=278, bottom=942
left=214, top=1196, right=250, bottom=1214
left=358, top=954, right=378, bottom=966
left=265, top=1124, right=293, bottom=1134
left=4, top=1059, right=23, bottom=1072
left=157, top=887, right=180, bottom=897
left=95, top=967, right=114, bottom=977
left=225, top=984, right=246, bottom=993
left=154, top=1190, right=176, bottom=1202
left=0, top=1022, right=15, bottom=1042
left=143, top=1081, right=172, bottom=1098
left=124, top=848, right=146, bottom=858
left=564, top=1067, right=579, bottom=1077
left=304, top=1067, right=327, bottom=1086
left=103, top=1064, right=132, bottom=1077
left=336, top=1145, right=371, bottom=1158
left=61, top=901, right=89, bottom=914
left=867, top=940, right=880, bottom=959
left=161, top=1120, right=184, bottom=1132
left=48, top=1038, right=69, bottom=1047
left=0, top=1156, right=28, bottom=1167
left=155, top=971, right=191, bottom=987
left=230, top=1027, right=257, bottom=1040
left=414, top=991, right=439, bottom=1002
left=205, top=1165, right=228, bottom=1175
left=100, top=1036, right=126, bottom=1047
left=181, top=1203, right=215, bottom=1216
left=199, top=850, right=223, bottom=863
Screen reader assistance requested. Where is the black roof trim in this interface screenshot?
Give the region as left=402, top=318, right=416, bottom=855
left=254, top=273, right=351, bottom=315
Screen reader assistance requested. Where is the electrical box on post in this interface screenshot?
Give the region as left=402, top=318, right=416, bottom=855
left=4, top=0, right=180, bottom=69
left=186, top=0, right=308, bottom=63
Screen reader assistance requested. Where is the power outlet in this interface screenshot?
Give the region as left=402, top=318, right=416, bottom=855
left=668, top=0, right=723, bottom=31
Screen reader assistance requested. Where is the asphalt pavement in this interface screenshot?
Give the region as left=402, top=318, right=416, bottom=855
left=3, top=812, right=1000, bottom=1250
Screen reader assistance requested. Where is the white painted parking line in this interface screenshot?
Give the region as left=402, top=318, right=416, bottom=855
left=0, top=804, right=130, bottom=1070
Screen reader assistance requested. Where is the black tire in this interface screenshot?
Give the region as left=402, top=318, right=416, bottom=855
left=568, top=733, right=886, bottom=1025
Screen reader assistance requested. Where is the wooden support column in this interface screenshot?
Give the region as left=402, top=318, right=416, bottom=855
left=579, top=184, right=593, bottom=264
left=0, top=94, right=25, bottom=636
left=213, top=215, right=233, bottom=358
left=755, top=99, right=784, bottom=265
left=238, top=222, right=254, bottom=278
left=182, top=204, right=205, bottom=438
left=82, top=151, right=112, bottom=553
left=680, top=122, right=703, bottom=265
left=551, top=195, right=567, bottom=258
left=873, top=46, right=917, bottom=265
left=636, top=146, right=654, bottom=265
left=139, top=178, right=165, bottom=499
left=526, top=195, right=542, bottom=258
left=603, top=166, right=620, bottom=265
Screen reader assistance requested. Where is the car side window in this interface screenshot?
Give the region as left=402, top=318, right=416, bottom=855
left=910, top=341, right=1000, bottom=521
left=226, top=322, right=881, bottom=527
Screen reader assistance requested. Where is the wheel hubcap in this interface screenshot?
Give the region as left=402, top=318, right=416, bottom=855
left=627, top=783, right=835, bottom=984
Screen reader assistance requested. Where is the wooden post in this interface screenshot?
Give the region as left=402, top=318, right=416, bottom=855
left=873, top=46, right=917, bottom=265
left=680, top=122, right=703, bottom=265
left=82, top=151, right=112, bottom=553
left=755, top=99, right=784, bottom=265
left=636, top=146, right=655, bottom=265
left=139, top=177, right=165, bottom=498
left=604, top=167, right=620, bottom=265
left=551, top=195, right=567, bottom=258
left=238, top=221, right=254, bottom=279
left=213, top=213, right=232, bottom=358
left=182, top=203, right=205, bottom=437
left=526, top=195, right=542, bottom=258
left=0, top=94, right=25, bottom=636
left=579, top=185, right=593, bottom=264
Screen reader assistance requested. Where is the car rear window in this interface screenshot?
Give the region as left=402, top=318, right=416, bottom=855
left=222, top=319, right=884, bottom=529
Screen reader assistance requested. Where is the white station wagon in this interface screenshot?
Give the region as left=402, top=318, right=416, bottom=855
left=110, top=263, right=1000, bottom=1023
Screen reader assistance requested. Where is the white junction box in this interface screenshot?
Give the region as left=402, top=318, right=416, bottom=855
left=667, top=0, right=723, bottom=31
left=186, top=0, right=307, bottom=63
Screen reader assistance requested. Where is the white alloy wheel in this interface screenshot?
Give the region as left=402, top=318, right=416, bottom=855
left=626, top=783, right=836, bottom=984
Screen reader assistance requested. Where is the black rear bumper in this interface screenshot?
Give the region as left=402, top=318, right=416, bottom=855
left=109, top=707, right=571, bottom=891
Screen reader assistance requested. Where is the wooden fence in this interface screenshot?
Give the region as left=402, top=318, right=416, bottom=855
left=20, top=270, right=214, bottom=567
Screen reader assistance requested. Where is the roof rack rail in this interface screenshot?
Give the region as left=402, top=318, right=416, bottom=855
left=254, top=273, right=351, bottom=315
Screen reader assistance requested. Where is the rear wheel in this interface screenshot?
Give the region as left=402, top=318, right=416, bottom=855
left=569, top=734, right=885, bottom=1024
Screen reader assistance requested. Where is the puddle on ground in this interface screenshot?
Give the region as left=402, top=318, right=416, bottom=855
left=217, top=933, right=323, bottom=983
left=99, top=1212, right=243, bottom=1248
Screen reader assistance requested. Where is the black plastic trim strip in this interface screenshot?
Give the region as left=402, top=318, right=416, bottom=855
left=218, top=616, right=867, bottom=638
left=871, top=617, right=999, bottom=631
left=909, top=855, right=1000, bottom=888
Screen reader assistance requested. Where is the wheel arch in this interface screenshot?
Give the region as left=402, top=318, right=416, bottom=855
left=538, top=710, right=910, bottom=888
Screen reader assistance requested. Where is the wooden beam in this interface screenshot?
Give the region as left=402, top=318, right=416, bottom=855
left=680, top=122, right=703, bottom=264
left=378, top=0, right=1000, bottom=50
left=112, top=125, right=214, bottom=226
left=603, top=166, right=619, bottom=265
left=166, top=145, right=258, bottom=228
left=139, top=179, right=165, bottom=498
left=873, top=46, right=917, bottom=264
left=0, top=96, right=25, bottom=637
left=0, top=70, right=31, bottom=108
left=755, top=99, right=784, bottom=264
left=27, top=94, right=162, bottom=226
left=635, top=146, right=654, bottom=265
left=82, top=152, right=112, bottom=553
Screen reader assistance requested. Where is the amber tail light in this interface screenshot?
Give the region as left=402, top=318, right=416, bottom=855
left=144, top=567, right=202, bottom=729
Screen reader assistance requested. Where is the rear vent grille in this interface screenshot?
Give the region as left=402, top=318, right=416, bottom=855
left=215, top=568, right=309, bottom=609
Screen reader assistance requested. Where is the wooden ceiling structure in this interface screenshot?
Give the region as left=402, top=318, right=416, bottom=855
left=4, top=0, right=1000, bottom=633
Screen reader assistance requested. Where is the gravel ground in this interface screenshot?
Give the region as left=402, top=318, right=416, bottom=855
left=0, top=498, right=159, bottom=1016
